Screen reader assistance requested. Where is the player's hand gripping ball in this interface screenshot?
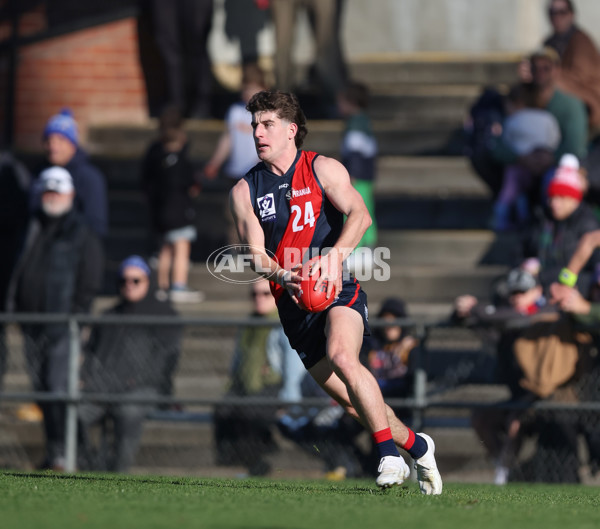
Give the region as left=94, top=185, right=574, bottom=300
left=297, top=259, right=336, bottom=313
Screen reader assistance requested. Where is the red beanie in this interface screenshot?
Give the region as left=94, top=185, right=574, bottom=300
left=547, top=154, right=583, bottom=201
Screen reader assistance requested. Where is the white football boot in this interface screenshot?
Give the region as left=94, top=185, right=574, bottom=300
left=414, top=433, right=443, bottom=495
left=376, top=455, right=410, bottom=489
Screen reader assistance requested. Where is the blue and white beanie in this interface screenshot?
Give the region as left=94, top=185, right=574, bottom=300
left=43, top=108, right=79, bottom=146
left=118, top=255, right=151, bottom=278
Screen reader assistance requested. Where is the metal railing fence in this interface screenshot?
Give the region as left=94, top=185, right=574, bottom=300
left=1, top=312, right=599, bottom=481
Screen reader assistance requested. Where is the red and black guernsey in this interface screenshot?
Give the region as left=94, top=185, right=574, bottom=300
left=244, top=150, right=344, bottom=302
left=244, top=150, right=369, bottom=369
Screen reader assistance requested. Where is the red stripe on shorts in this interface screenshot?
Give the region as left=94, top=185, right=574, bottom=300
left=345, top=278, right=360, bottom=307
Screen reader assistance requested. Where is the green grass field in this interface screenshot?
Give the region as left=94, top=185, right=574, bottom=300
left=1, top=471, right=599, bottom=529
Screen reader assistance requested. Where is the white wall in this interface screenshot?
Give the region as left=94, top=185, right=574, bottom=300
left=209, top=0, right=600, bottom=64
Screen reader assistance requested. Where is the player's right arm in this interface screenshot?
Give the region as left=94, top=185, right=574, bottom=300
left=229, top=179, right=302, bottom=296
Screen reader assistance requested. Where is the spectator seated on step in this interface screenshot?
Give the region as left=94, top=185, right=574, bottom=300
left=367, top=298, right=416, bottom=402
left=78, top=255, right=182, bottom=473
left=453, top=266, right=591, bottom=484
left=520, top=0, right=600, bottom=138
left=489, top=82, right=561, bottom=231
left=489, top=47, right=588, bottom=229
left=517, top=154, right=600, bottom=297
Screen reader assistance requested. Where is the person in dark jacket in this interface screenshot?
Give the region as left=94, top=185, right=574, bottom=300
left=453, top=267, right=560, bottom=485
left=29, top=108, right=109, bottom=238
left=141, top=105, right=202, bottom=303
left=6, top=166, right=104, bottom=470
left=519, top=153, right=600, bottom=295
left=78, top=255, right=182, bottom=473
left=0, top=151, right=30, bottom=392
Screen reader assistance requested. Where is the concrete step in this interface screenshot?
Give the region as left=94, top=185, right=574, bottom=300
left=87, top=119, right=462, bottom=159
left=376, top=195, right=492, bottom=230
left=366, top=85, right=478, bottom=121
left=348, top=55, right=519, bottom=87
left=101, top=154, right=495, bottom=264
left=0, top=403, right=495, bottom=481
left=377, top=230, right=519, bottom=266
left=100, top=156, right=487, bottom=196
left=102, top=226, right=515, bottom=304
left=178, top=262, right=509, bottom=304
left=375, top=156, right=489, bottom=198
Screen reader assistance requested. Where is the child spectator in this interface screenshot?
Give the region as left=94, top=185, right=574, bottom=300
left=204, top=63, right=267, bottom=246
left=520, top=153, right=600, bottom=295
left=141, top=105, right=203, bottom=303
left=204, top=63, right=266, bottom=184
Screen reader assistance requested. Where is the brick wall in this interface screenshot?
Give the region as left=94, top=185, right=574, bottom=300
left=13, top=17, right=147, bottom=152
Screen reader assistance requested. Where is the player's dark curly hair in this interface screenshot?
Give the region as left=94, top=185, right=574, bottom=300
left=246, top=90, right=308, bottom=148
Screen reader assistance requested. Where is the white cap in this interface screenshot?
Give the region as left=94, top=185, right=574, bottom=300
left=39, top=166, right=74, bottom=194
left=558, top=153, right=579, bottom=170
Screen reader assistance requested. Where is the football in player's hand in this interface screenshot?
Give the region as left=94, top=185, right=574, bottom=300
left=297, top=260, right=336, bottom=313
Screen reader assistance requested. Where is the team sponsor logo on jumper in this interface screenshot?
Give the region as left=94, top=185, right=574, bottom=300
left=257, top=193, right=276, bottom=222
left=291, top=187, right=311, bottom=198
left=278, top=183, right=289, bottom=189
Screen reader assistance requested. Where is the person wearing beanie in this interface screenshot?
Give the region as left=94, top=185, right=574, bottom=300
left=78, top=254, right=182, bottom=473
left=520, top=153, right=600, bottom=294
left=33, top=108, right=108, bottom=238
left=546, top=153, right=585, bottom=200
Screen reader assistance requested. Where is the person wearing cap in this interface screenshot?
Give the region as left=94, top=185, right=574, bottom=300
left=34, top=108, right=108, bottom=238
left=78, top=255, right=181, bottom=473
left=520, top=153, right=600, bottom=295
left=367, top=298, right=417, bottom=399
left=5, top=166, right=104, bottom=471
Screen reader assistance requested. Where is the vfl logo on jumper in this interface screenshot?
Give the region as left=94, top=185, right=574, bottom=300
left=257, top=193, right=276, bottom=222
left=292, top=187, right=311, bottom=198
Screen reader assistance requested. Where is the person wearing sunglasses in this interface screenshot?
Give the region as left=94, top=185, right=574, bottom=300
left=78, top=255, right=182, bottom=473
left=519, top=1, right=600, bottom=135
left=545, top=0, right=600, bottom=134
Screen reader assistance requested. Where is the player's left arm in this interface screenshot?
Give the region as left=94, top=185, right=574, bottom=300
left=313, top=155, right=372, bottom=296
